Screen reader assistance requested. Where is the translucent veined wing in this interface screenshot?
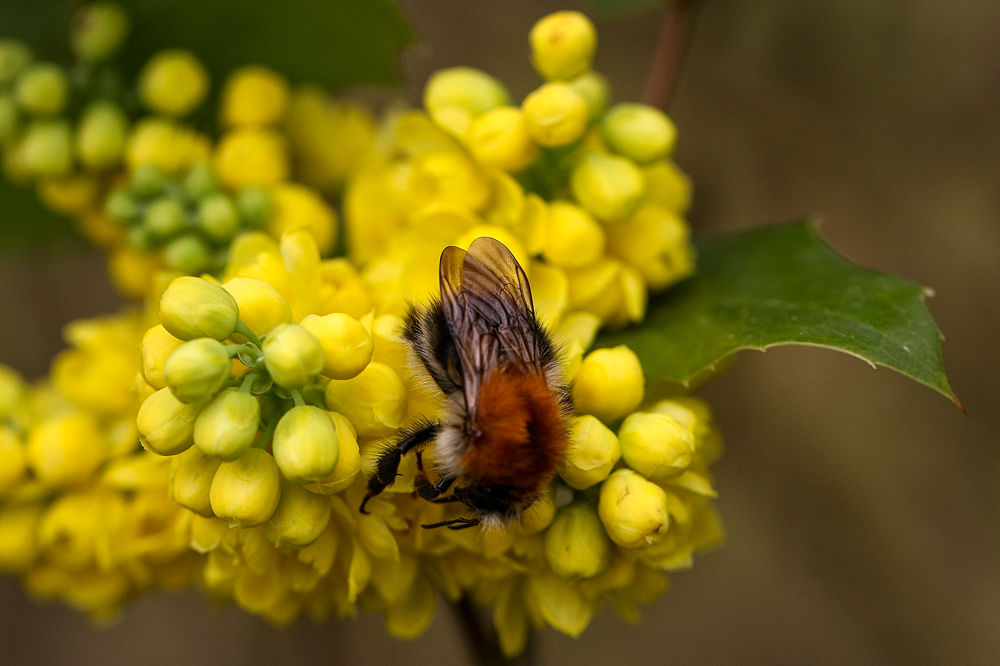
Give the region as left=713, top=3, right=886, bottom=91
left=439, top=237, right=542, bottom=423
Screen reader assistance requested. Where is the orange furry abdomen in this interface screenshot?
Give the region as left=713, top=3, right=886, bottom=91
left=461, top=369, right=568, bottom=495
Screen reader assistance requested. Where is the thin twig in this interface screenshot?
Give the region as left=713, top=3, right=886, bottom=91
left=450, top=596, right=535, bottom=666
left=641, top=0, right=702, bottom=111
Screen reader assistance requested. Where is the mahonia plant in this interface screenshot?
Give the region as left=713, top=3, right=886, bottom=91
left=0, top=3, right=956, bottom=662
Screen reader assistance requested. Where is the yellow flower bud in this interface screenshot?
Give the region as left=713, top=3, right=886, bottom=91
left=522, top=83, right=589, bottom=148
left=268, top=183, right=338, bottom=256
left=16, top=63, right=68, bottom=115
left=560, top=415, right=620, bottom=490
left=324, top=362, right=406, bottom=437
left=214, top=127, right=289, bottom=189
left=570, top=152, right=646, bottom=222
left=569, top=71, right=610, bottom=119
left=136, top=387, right=200, bottom=456
left=466, top=107, right=540, bottom=172
left=221, top=66, right=289, bottom=127
left=572, top=346, right=644, bottom=423
left=169, top=446, right=222, bottom=516
left=644, top=160, right=692, bottom=213
left=27, top=412, right=105, bottom=486
left=264, top=477, right=332, bottom=548
left=619, top=412, right=695, bottom=481
left=222, top=277, right=293, bottom=340
left=602, top=103, right=677, bottom=164
left=76, top=101, right=127, bottom=170
left=163, top=338, right=232, bottom=403
left=424, top=67, right=510, bottom=138
left=139, top=49, right=209, bottom=116
left=159, top=276, right=240, bottom=341
left=190, top=514, right=228, bottom=554
left=301, top=313, right=374, bottom=380
left=606, top=204, right=693, bottom=290
left=542, top=201, right=605, bottom=268
left=598, top=468, right=669, bottom=548
left=194, top=389, right=260, bottom=461
left=262, top=323, right=324, bottom=390
left=210, top=447, right=281, bottom=528
left=529, top=11, right=597, bottom=81
left=304, top=411, right=361, bottom=494
left=545, top=502, right=613, bottom=579
left=0, top=364, right=24, bottom=420
left=0, top=504, right=42, bottom=571
left=0, top=427, right=26, bottom=496
left=528, top=573, right=593, bottom=637
left=272, top=405, right=339, bottom=483
left=140, top=325, right=184, bottom=390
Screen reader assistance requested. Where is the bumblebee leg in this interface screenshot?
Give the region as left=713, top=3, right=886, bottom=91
left=420, top=516, right=482, bottom=530
left=415, top=474, right=457, bottom=500
left=361, top=421, right=439, bottom=514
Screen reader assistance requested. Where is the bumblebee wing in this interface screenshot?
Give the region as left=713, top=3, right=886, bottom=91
left=439, top=238, right=542, bottom=422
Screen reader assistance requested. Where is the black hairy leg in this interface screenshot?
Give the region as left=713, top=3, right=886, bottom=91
left=360, top=420, right=439, bottom=514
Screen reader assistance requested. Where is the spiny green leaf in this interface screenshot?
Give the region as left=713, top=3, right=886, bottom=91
left=596, top=220, right=959, bottom=406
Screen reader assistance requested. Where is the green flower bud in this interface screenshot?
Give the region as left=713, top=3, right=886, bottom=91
left=619, top=412, right=694, bottom=481
left=0, top=428, right=26, bottom=496
left=169, top=446, right=222, bottom=516
left=304, top=411, right=361, bottom=494
left=598, top=468, right=669, bottom=548
left=529, top=11, right=597, bottom=81
left=136, top=387, right=200, bottom=455
left=570, top=152, right=646, bottom=222
left=140, top=324, right=184, bottom=390
left=19, top=121, right=72, bottom=176
left=542, top=201, right=605, bottom=268
left=272, top=405, right=338, bottom=483
left=559, top=415, right=620, bottom=490
left=139, top=49, right=209, bottom=117
left=159, top=276, right=240, bottom=341
left=163, top=338, right=232, bottom=403
left=184, top=162, right=221, bottom=200
left=606, top=204, right=693, bottom=290
left=15, top=63, right=67, bottom=115
left=130, top=163, right=165, bottom=198
left=569, top=71, right=610, bottom=119
left=198, top=193, right=240, bottom=242
left=262, top=323, right=324, bottom=390
left=104, top=189, right=137, bottom=225
left=144, top=197, right=187, bottom=239
left=301, top=313, right=374, bottom=380
left=424, top=66, right=510, bottom=138
left=466, top=106, right=540, bottom=173
left=602, top=103, right=677, bottom=165
left=163, top=234, right=213, bottom=274
left=522, top=83, right=589, bottom=148
left=264, top=477, right=332, bottom=548
left=222, top=277, right=293, bottom=340
left=235, top=186, right=273, bottom=229
left=27, top=412, right=105, bottom=486
left=0, top=95, right=19, bottom=142
left=324, top=362, right=406, bottom=437
left=0, top=504, right=42, bottom=572
left=194, top=390, right=261, bottom=461
left=572, top=346, right=644, bottom=424
left=127, top=225, right=155, bottom=252
left=209, top=447, right=281, bottom=528
left=76, top=101, right=128, bottom=170
left=0, top=41, right=32, bottom=85
left=71, top=2, right=130, bottom=62
left=545, top=502, right=613, bottom=579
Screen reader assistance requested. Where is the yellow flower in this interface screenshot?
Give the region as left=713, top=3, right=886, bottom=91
left=572, top=346, right=645, bottom=423
left=619, top=412, right=695, bottom=481
left=221, top=66, right=290, bottom=127
left=301, top=313, right=374, bottom=380
left=139, top=49, right=209, bottom=116
left=27, top=412, right=105, bottom=487
left=466, top=107, right=540, bottom=172
left=169, top=445, right=221, bottom=516
left=521, top=83, right=589, bottom=148
left=324, top=362, right=406, bottom=437
left=423, top=67, right=510, bottom=138
left=529, top=11, right=597, bottom=81
left=210, top=447, right=281, bottom=528
left=559, top=415, right=620, bottom=490
left=598, top=469, right=669, bottom=548
left=544, top=502, right=612, bottom=579
left=214, top=127, right=289, bottom=189
left=264, top=477, right=332, bottom=548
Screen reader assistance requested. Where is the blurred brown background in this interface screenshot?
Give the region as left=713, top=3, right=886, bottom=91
left=1, top=0, right=998, bottom=664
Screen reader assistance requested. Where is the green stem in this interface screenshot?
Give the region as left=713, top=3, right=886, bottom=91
left=290, top=389, right=305, bottom=407
left=641, top=0, right=701, bottom=111
left=254, top=414, right=280, bottom=450
left=238, top=373, right=259, bottom=393
left=227, top=343, right=260, bottom=361
left=234, top=319, right=263, bottom=348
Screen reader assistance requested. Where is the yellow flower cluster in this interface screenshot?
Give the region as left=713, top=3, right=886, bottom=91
left=0, top=8, right=722, bottom=655
left=0, top=314, right=202, bottom=621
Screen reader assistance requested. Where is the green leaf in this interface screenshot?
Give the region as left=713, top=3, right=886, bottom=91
left=116, top=0, right=413, bottom=89
left=0, top=177, right=78, bottom=244
left=596, top=220, right=959, bottom=406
